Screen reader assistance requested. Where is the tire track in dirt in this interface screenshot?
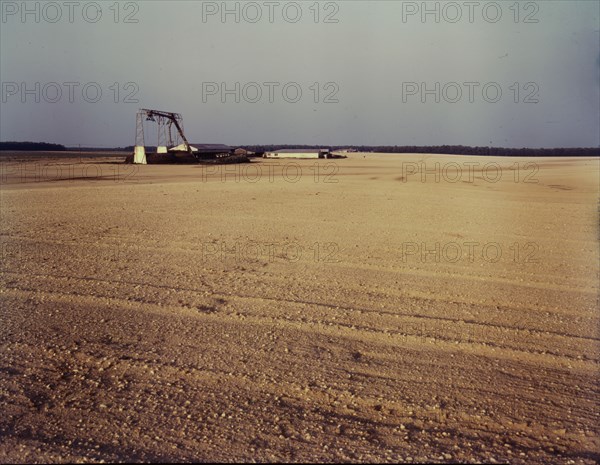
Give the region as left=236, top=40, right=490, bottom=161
left=2, top=281, right=598, bottom=368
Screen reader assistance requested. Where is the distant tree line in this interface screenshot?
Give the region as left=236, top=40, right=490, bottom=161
left=242, top=145, right=600, bottom=157
left=0, top=141, right=66, bottom=151
left=2, top=142, right=598, bottom=157
left=65, top=146, right=147, bottom=152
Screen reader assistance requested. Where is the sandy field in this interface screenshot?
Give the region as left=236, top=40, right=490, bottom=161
left=0, top=152, right=598, bottom=463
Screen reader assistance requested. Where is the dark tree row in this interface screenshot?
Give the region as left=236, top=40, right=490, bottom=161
left=2, top=142, right=598, bottom=157
left=0, top=141, right=67, bottom=151
left=241, top=145, right=600, bottom=157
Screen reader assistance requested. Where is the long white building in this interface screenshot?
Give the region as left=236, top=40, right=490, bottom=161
left=264, top=149, right=330, bottom=159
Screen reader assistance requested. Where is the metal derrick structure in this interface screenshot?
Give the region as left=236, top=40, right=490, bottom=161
left=135, top=108, right=194, bottom=156
left=131, top=108, right=246, bottom=165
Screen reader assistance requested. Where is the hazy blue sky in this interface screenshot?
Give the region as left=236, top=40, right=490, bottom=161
left=1, top=0, right=599, bottom=147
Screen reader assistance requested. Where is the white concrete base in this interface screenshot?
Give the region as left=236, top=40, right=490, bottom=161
left=133, top=146, right=147, bottom=164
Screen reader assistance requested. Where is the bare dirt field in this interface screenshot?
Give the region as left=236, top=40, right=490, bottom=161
left=0, top=152, right=598, bottom=463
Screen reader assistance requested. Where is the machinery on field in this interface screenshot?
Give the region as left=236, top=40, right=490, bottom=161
left=129, top=108, right=247, bottom=164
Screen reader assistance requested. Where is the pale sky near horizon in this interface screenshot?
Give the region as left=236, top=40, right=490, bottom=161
left=1, top=0, right=599, bottom=147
